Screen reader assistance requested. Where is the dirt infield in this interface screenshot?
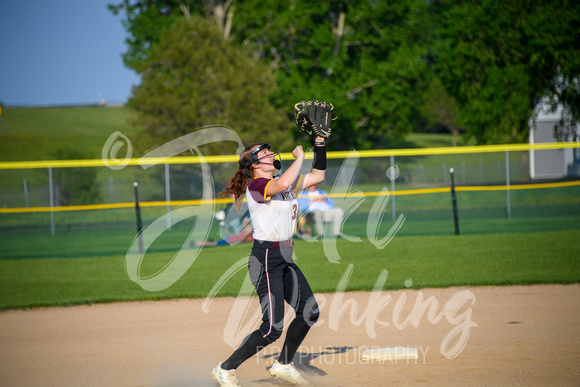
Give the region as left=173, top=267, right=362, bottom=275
left=1, top=284, right=579, bottom=386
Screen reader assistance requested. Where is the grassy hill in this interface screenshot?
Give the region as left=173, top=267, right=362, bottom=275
left=0, top=106, right=474, bottom=162
left=0, top=106, right=142, bottom=162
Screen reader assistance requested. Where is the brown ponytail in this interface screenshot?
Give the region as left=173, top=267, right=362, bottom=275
left=221, top=143, right=261, bottom=211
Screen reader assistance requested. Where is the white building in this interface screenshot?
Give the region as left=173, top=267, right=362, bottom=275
left=529, top=103, right=580, bottom=179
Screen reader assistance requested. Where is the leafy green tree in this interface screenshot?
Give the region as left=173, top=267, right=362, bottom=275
left=108, top=0, right=234, bottom=71
left=109, top=1, right=194, bottom=71
left=110, top=0, right=433, bottom=150
left=231, top=0, right=432, bottom=149
left=111, top=1, right=579, bottom=148
left=128, top=15, right=293, bottom=153
left=432, top=0, right=580, bottom=144
left=420, top=77, right=461, bottom=146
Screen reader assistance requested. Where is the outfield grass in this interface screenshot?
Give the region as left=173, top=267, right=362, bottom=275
left=0, top=106, right=141, bottom=161
left=2, top=209, right=579, bottom=260
left=1, top=183, right=579, bottom=259
left=1, top=107, right=578, bottom=311
left=1, top=230, right=578, bottom=310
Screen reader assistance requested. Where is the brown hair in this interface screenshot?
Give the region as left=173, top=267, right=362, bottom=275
left=221, top=143, right=261, bottom=211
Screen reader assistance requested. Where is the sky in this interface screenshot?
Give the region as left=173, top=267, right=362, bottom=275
left=0, top=0, right=140, bottom=106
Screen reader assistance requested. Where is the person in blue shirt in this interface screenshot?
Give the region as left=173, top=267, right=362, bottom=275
left=298, top=184, right=343, bottom=238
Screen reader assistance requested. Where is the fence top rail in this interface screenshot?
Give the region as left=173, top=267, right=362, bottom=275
left=1, top=142, right=579, bottom=169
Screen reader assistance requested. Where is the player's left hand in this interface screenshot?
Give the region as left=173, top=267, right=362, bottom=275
left=294, top=100, right=333, bottom=141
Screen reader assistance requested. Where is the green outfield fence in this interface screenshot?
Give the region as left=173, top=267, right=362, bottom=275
left=1, top=143, right=579, bottom=259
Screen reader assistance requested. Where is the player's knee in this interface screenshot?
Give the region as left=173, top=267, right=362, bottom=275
left=306, top=308, right=320, bottom=326
left=300, top=297, right=320, bottom=327
left=264, top=327, right=284, bottom=343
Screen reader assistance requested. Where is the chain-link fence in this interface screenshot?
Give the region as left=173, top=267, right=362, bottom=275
left=1, top=144, right=579, bottom=259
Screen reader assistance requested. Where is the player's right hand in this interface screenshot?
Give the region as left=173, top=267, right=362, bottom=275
left=292, top=145, right=305, bottom=159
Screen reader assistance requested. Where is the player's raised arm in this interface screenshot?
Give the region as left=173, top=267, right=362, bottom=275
left=266, top=145, right=305, bottom=195
left=301, top=135, right=326, bottom=190
left=293, top=100, right=333, bottom=190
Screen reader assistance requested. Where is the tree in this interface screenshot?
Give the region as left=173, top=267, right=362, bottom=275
left=230, top=0, right=433, bottom=150
left=420, top=78, right=461, bottom=146
left=128, top=15, right=293, bottom=153
left=108, top=0, right=234, bottom=71
left=111, top=1, right=579, bottom=148
left=111, top=0, right=433, bottom=150
left=432, top=0, right=580, bottom=144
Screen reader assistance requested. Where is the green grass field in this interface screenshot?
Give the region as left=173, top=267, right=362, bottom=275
left=1, top=230, right=578, bottom=310
left=1, top=183, right=579, bottom=260
left=1, top=106, right=578, bottom=311
left=0, top=106, right=142, bottom=161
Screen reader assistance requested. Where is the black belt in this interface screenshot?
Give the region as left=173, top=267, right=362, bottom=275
left=255, top=239, right=294, bottom=248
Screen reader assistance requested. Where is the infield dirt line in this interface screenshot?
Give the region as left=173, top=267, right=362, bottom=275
left=1, top=284, right=579, bottom=386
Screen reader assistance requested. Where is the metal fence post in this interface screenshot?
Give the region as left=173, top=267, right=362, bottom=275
left=109, top=176, right=114, bottom=203
left=48, top=167, right=55, bottom=236
left=165, top=163, right=172, bottom=230
left=23, top=178, right=29, bottom=207
left=134, top=182, right=144, bottom=254
left=450, top=168, right=460, bottom=235
left=390, top=155, right=396, bottom=222
left=506, top=150, right=511, bottom=219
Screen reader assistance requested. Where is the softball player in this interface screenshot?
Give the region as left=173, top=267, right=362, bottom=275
left=212, top=137, right=327, bottom=386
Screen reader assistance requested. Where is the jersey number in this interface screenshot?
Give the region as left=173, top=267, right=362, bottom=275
left=292, top=204, right=297, bottom=220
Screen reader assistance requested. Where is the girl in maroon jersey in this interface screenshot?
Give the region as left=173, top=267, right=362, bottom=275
left=212, top=136, right=327, bottom=386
